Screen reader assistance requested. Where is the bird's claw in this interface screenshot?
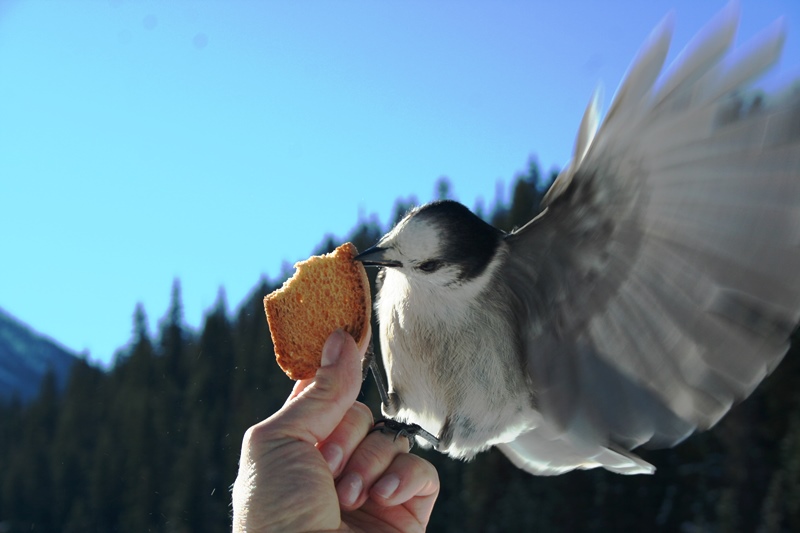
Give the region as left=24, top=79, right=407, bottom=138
left=371, top=418, right=440, bottom=450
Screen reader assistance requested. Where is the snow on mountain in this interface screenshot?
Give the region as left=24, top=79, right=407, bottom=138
left=0, top=307, right=79, bottom=402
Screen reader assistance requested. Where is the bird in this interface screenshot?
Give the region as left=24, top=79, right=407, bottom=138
left=355, top=3, right=800, bottom=475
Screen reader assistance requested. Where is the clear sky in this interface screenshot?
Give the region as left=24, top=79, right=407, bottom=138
left=2, top=0, right=799, bottom=366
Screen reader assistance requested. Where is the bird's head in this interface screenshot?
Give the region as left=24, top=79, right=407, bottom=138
left=356, top=200, right=505, bottom=289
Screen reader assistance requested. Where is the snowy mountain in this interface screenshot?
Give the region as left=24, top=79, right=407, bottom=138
left=0, top=307, right=79, bottom=402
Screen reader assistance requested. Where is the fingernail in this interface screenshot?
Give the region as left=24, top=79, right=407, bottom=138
left=321, top=329, right=345, bottom=367
left=373, top=473, right=400, bottom=499
left=320, top=442, right=343, bottom=474
left=336, top=471, right=362, bottom=507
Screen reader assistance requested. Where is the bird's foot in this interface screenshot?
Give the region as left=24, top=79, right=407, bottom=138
left=371, top=418, right=440, bottom=450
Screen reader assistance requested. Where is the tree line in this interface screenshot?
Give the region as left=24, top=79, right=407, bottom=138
left=0, top=161, right=798, bottom=532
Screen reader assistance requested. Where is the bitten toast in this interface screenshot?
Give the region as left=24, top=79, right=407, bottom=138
left=264, top=242, right=371, bottom=380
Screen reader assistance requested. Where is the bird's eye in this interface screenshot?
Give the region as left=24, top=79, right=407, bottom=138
left=418, top=260, right=441, bottom=273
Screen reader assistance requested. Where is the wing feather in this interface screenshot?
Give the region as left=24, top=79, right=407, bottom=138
left=649, top=2, right=738, bottom=112
left=505, top=4, right=800, bottom=466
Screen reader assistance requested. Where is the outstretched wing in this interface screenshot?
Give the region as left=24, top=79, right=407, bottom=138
left=505, top=4, right=800, bottom=462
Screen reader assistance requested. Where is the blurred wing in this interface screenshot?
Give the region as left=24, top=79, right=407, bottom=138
left=506, top=4, right=800, bottom=457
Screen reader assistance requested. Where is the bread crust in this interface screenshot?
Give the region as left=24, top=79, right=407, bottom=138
left=264, top=242, right=371, bottom=380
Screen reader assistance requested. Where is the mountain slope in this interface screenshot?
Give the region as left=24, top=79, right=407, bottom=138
left=0, top=307, right=79, bottom=402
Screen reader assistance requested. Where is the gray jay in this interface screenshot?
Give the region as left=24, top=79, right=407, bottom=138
left=356, top=3, right=800, bottom=475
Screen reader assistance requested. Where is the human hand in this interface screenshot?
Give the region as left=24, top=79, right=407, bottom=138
left=232, top=328, right=439, bottom=532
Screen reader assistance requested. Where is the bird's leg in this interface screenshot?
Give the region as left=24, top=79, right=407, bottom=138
left=362, top=339, right=402, bottom=414
left=362, top=338, right=440, bottom=449
left=361, top=340, right=386, bottom=401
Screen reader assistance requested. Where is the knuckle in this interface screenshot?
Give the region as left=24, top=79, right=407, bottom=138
left=243, top=422, right=269, bottom=447
left=352, top=438, right=388, bottom=469
left=307, top=370, right=337, bottom=398
left=350, top=401, right=374, bottom=427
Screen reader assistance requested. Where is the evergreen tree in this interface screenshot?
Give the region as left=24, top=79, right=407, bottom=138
left=2, top=371, right=59, bottom=530
left=160, top=278, right=190, bottom=388
left=155, top=280, right=196, bottom=530
left=170, top=291, right=237, bottom=529
left=0, top=395, right=22, bottom=519
left=435, top=176, right=454, bottom=201
left=114, top=304, right=161, bottom=531
left=50, top=359, right=105, bottom=530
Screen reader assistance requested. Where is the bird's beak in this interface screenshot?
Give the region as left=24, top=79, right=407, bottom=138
left=355, top=246, right=402, bottom=268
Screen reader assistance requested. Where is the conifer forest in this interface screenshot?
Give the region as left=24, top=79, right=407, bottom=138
left=1, top=162, right=799, bottom=532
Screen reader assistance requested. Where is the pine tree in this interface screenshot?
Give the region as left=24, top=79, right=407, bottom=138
left=2, top=371, right=60, bottom=529
left=435, top=176, right=454, bottom=201
left=50, top=359, right=106, bottom=530
left=111, top=304, right=162, bottom=531
left=0, top=395, right=22, bottom=519
left=160, top=278, right=190, bottom=388
left=169, top=291, right=237, bottom=530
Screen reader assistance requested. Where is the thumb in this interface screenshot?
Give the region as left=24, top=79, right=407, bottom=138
left=266, top=328, right=368, bottom=445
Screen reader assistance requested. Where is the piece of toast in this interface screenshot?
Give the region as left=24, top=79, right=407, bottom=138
left=264, top=242, right=371, bottom=380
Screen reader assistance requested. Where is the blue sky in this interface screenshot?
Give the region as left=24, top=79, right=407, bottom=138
left=2, top=0, right=799, bottom=366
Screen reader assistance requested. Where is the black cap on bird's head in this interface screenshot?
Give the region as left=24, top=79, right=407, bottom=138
left=356, top=200, right=504, bottom=283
